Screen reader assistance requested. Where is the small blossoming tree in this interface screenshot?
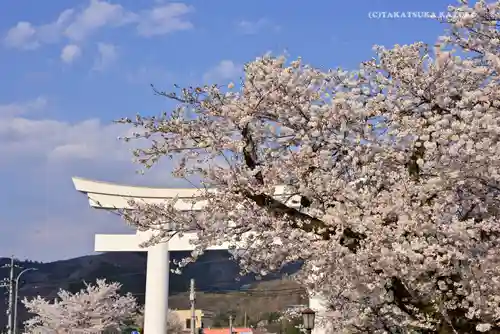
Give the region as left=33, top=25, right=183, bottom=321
left=22, top=279, right=137, bottom=333
left=117, top=0, right=500, bottom=332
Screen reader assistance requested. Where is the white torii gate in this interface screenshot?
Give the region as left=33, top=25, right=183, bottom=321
left=72, top=177, right=329, bottom=334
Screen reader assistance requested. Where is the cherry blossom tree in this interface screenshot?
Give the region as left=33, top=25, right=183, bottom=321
left=22, top=279, right=137, bottom=333
left=117, top=0, right=500, bottom=332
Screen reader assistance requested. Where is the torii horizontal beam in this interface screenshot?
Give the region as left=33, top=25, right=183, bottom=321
left=95, top=231, right=236, bottom=252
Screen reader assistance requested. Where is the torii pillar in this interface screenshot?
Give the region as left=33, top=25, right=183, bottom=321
left=72, top=177, right=329, bottom=334
left=98, top=232, right=169, bottom=333
left=95, top=230, right=232, bottom=334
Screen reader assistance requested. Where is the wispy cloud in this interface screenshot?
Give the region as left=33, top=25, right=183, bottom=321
left=64, top=0, right=135, bottom=41
left=203, top=60, right=243, bottom=83
left=237, top=18, right=281, bottom=35
left=0, top=96, right=48, bottom=117
left=61, top=44, right=82, bottom=64
left=4, top=0, right=194, bottom=64
left=136, top=3, right=194, bottom=37
left=93, top=43, right=118, bottom=71
left=4, top=9, right=75, bottom=50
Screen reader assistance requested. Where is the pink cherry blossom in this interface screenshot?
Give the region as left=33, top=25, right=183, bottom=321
left=117, top=1, right=500, bottom=331
left=22, top=279, right=137, bottom=333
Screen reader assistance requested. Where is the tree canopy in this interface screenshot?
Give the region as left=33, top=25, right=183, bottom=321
left=118, top=1, right=500, bottom=332
left=23, top=279, right=137, bottom=333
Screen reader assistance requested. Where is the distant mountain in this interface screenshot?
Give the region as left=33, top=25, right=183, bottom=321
left=0, top=251, right=302, bottom=330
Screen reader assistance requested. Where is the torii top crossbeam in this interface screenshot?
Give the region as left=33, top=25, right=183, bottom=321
left=72, top=177, right=211, bottom=210
left=72, top=177, right=300, bottom=210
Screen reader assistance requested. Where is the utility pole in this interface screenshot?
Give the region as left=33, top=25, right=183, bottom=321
left=190, top=279, right=196, bottom=334
left=229, top=315, right=233, bottom=334
left=7, top=256, right=14, bottom=334
left=244, top=312, right=247, bottom=328
left=1, top=256, right=16, bottom=334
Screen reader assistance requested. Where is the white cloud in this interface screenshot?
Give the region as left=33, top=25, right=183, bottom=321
left=4, top=9, right=75, bottom=50
left=0, top=96, right=48, bottom=117
left=136, top=3, right=193, bottom=37
left=93, top=42, right=118, bottom=71
left=0, top=97, right=187, bottom=172
left=64, top=0, right=135, bottom=41
left=203, top=60, right=243, bottom=83
left=0, top=97, right=190, bottom=261
left=237, top=18, right=281, bottom=35
left=4, top=1, right=194, bottom=53
left=0, top=116, right=126, bottom=163
left=4, top=22, right=38, bottom=49
left=0, top=97, right=136, bottom=168
left=61, top=44, right=82, bottom=63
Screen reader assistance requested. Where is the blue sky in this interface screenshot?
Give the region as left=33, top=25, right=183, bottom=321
left=0, top=0, right=463, bottom=261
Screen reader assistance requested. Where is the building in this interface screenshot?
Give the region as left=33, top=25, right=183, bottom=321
left=171, top=309, right=215, bottom=331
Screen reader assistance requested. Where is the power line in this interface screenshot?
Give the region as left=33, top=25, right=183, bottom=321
left=26, top=284, right=305, bottom=297
left=9, top=267, right=299, bottom=293
left=130, top=287, right=306, bottom=297
left=24, top=282, right=305, bottom=300
left=16, top=279, right=305, bottom=296
left=3, top=271, right=146, bottom=292
left=0, top=256, right=35, bottom=334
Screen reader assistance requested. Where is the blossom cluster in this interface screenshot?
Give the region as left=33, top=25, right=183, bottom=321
left=23, top=279, right=137, bottom=333
left=118, top=0, right=500, bottom=332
